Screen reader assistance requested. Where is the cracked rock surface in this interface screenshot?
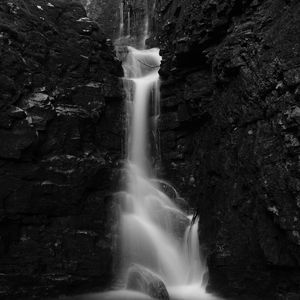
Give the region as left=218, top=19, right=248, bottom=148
left=151, top=0, right=300, bottom=299
left=0, top=0, right=123, bottom=298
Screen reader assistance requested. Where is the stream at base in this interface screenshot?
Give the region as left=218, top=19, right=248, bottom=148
left=69, top=287, right=220, bottom=300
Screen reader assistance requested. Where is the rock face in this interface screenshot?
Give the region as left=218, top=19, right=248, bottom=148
left=152, top=0, right=300, bottom=299
left=0, top=0, right=123, bottom=298
left=80, top=0, right=156, bottom=45
left=80, top=0, right=121, bottom=39
left=127, top=264, right=170, bottom=300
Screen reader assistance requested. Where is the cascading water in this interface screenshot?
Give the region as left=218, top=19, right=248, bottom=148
left=119, top=1, right=124, bottom=38
left=120, top=45, right=203, bottom=287
left=70, top=2, right=221, bottom=300
left=100, top=2, right=221, bottom=300
left=94, top=54, right=219, bottom=295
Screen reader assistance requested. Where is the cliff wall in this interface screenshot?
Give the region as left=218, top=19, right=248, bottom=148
left=153, top=0, right=300, bottom=299
left=0, top=0, right=123, bottom=298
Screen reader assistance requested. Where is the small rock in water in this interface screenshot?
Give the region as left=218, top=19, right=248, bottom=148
left=127, top=264, right=170, bottom=300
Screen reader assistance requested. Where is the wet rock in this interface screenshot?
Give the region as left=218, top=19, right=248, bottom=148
left=152, top=0, right=300, bottom=298
left=127, top=264, right=170, bottom=300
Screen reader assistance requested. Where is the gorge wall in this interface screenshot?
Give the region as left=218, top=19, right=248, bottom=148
left=152, top=0, right=300, bottom=299
left=1, top=0, right=300, bottom=299
left=82, top=0, right=156, bottom=43
left=0, top=0, right=123, bottom=298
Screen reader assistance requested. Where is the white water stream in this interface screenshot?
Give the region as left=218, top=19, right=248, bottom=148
left=69, top=2, right=221, bottom=300
left=101, top=2, right=220, bottom=299
left=113, top=42, right=219, bottom=300
left=120, top=45, right=205, bottom=285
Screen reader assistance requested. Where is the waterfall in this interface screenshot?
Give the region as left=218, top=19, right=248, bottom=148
left=119, top=1, right=124, bottom=38
left=81, top=2, right=221, bottom=300
left=127, top=11, right=131, bottom=37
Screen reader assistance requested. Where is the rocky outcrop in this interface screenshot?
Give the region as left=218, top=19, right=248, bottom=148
left=80, top=0, right=120, bottom=39
left=153, top=0, right=300, bottom=299
left=0, top=0, right=123, bottom=298
left=81, top=0, right=156, bottom=46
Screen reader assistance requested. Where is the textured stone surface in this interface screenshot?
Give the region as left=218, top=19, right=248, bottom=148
left=0, top=0, right=123, bottom=298
left=81, top=0, right=156, bottom=46
left=80, top=0, right=121, bottom=39
left=127, top=264, right=170, bottom=300
left=152, top=0, right=300, bottom=299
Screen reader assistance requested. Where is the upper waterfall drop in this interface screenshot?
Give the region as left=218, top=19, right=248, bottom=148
left=122, top=46, right=161, bottom=174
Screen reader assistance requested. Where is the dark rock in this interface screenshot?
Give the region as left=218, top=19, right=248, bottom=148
left=81, top=0, right=156, bottom=46
left=80, top=0, right=120, bottom=39
left=151, top=0, right=300, bottom=298
left=0, top=0, right=123, bottom=298
left=127, top=264, right=170, bottom=300
left=7, top=106, right=26, bottom=120
left=284, top=67, right=300, bottom=87
left=0, top=120, right=37, bottom=159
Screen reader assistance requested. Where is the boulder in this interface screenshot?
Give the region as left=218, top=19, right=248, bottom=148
left=127, top=264, right=169, bottom=300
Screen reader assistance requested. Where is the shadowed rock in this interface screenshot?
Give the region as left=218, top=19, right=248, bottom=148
left=0, top=0, right=123, bottom=298
left=149, top=0, right=300, bottom=298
